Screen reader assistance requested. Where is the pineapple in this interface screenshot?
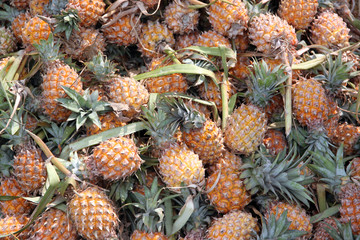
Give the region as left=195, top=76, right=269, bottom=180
left=310, top=11, right=350, bottom=49
left=101, top=14, right=139, bottom=46
left=0, top=27, right=17, bottom=55
left=264, top=94, right=284, bottom=120
left=206, top=210, right=259, bottom=239
left=263, top=129, right=288, bottom=156
left=10, top=0, right=29, bottom=10
left=0, top=215, right=29, bottom=240
left=277, top=0, right=318, bottom=29
left=22, top=16, right=52, bottom=45
left=206, top=167, right=251, bottom=213
left=137, top=20, right=175, bottom=58
left=224, top=60, right=287, bottom=155
left=142, top=106, right=205, bottom=191
left=29, top=0, right=50, bottom=15
left=313, top=217, right=338, bottom=240
left=207, top=0, right=248, bottom=38
left=13, top=144, right=47, bottom=193
left=89, top=136, right=144, bottom=181
left=265, top=201, right=313, bottom=239
left=86, top=112, right=126, bottom=136
left=350, top=157, right=360, bottom=178
left=164, top=1, right=199, bottom=35
left=34, top=35, right=83, bottom=123
left=248, top=13, right=297, bottom=54
left=329, top=123, right=360, bottom=156
left=229, top=56, right=250, bottom=80
left=195, top=30, right=231, bottom=49
left=68, top=186, right=119, bottom=239
left=233, top=33, right=250, bottom=52
left=146, top=56, right=188, bottom=94
left=131, top=231, right=168, bottom=240
left=175, top=32, right=200, bottom=50
left=208, top=150, right=242, bottom=174
left=11, top=11, right=31, bottom=43
left=28, top=208, right=77, bottom=240
left=324, top=219, right=360, bottom=240
left=66, top=0, right=105, bottom=27
left=339, top=183, right=360, bottom=235
left=0, top=177, right=33, bottom=216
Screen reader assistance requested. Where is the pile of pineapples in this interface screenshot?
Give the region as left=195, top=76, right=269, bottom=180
left=1, top=0, right=360, bottom=239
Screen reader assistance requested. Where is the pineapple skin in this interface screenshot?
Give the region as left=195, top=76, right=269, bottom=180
left=12, top=12, right=31, bottom=43
left=278, top=0, right=318, bottom=29
left=0, top=215, right=29, bottom=240
left=313, top=217, right=338, bottom=240
left=206, top=168, right=251, bottom=213
left=263, top=129, right=288, bottom=156
left=224, top=104, right=267, bottom=155
left=86, top=112, right=126, bottom=136
left=206, top=210, right=259, bottom=239
left=164, top=1, right=199, bottom=35
left=158, top=143, right=205, bottom=191
left=207, top=0, right=248, bottom=38
left=28, top=208, right=77, bottom=240
left=22, top=16, right=52, bottom=45
left=339, top=183, right=360, bottom=235
left=330, top=123, right=360, bottom=156
left=90, top=136, right=143, bottom=181
left=66, top=0, right=105, bottom=27
left=68, top=187, right=119, bottom=240
left=0, top=27, right=17, bottom=55
left=102, top=14, right=139, bottom=46
left=130, top=230, right=169, bottom=240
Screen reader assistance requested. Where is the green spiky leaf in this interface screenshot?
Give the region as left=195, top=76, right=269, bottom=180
left=54, top=9, right=80, bottom=40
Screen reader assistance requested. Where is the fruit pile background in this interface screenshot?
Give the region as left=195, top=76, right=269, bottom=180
left=1, top=0, right=360, bottom=239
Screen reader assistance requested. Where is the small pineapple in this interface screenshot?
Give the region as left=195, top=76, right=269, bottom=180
left=206, top=210, right=259, bottom=239
left=339, top=183, right=360, bottom=235
left=330, top=123, right=360, bottom=156
left=0, top=215, right=29, bottom=240
left=68, top=187, right=119, bottom=239
left=13, top=144, right=47, bottom=193
left=263, top=129, right=288, bottom=156
left=137, top=20, right=175, bottom=58
left=310, top=11, right=350, bottom=49
left=89, top=136, right=144, bottom=181
left=207, top=0, right=248, bottom=38
left=277, top=0, right=318, bottom=29
left=28, top=208, right=77, bottom=240
left=22, top=16, right=52, bottom=45
left=164, top=1, right=199, bottom=35
left=66, top=0, right=105, bottom=27
left=206, top=167, right=251, bottom=213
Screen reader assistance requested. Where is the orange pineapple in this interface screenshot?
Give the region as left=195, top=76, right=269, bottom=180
left=234, top=33, right=250, bottom=52
left=13, top=144, right=47, bottom=193
left=350, top=157, right=360, bottom=178
left=263, top=129, right=288, bottom=156
left=22, top=16, right=52, bottom=45
left=137, top=20, right=175, bottom=58
left=207, top=0, right=248, bottom=38
left=12, top=12, right=31, bottom=43
left=278, top=0, right=318, bottom=29
left=131, top=230, right=168, bottom=240
left=10, top=0, right=29, bottom=9
left=0, top=215, right=29, bottom=240
left=66, top=0, right=105, bottom=27
left=28, top=208, right=77, bottom=239
left=0, top=177, right=33, bottom=216
left=230, top=56, right=251, bottom=80
left=68, top=187, right=119, bottom=239
left=206, top=210, right=259, bottom=239
left=101, top=14, right=139, bottom=46
left=86, top=112, right=126, bottom=136
left=89, top=136, right=143, bottom=181
left=329, top=123, right=360, bottom=156
left=264, top=94, right=284, bottom=120
left=310, top=11, right=350, bottom=49
left=206, top=168, right=250, bottom=213
left=29, top=0, right=49, bottom=15
left=208, top=150, right=242, bottom=174
left=146, top=56, right=188, bottom=94
left=175, top=32, right=200, bottom=50
left=339, top=183, right=360, bottom=235
left=164, top=1, right=199, bottom=35
left=195, top=30, right=231, bottom=49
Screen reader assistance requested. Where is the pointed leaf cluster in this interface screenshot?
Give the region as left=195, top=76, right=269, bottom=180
left=324, top=219, right=360, bottom=240
left=246, top=59, right=288, bottom=108
left=54, top=9, right=80, bottom=40
left=57, top=86, right=112, bottom=130
left=33, top=34, right=61, bottom=62
left=240, top=146, right=313, bottom=207
left=85, top=52, right=117, bottom=81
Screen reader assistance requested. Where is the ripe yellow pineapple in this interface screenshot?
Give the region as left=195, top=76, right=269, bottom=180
left=28, top=208, right=77, bottom=239
left=224, top=61, right=287, bottom=155
left=11, top=12, right=31, bottom=43
left=146, top=56, right=188, bottom=94
left=248, top=13, right=297, bottom=54
left=263, top=129, right=288, bottom=156
left=206, top=210, right=259, bottom=239
left=0, top=177, right=33, bottom=216
left=278, top=0, right=318, bottom=29
left=208, top=150, right=242, bottom=174
left=339, top=183, right=360, bottom=235
left=206, top=168, right=250, bottom=213
left=266, top=201, right=313, bottom=238
left=68, top=187, right=119, bottom=239
left=101, top=14, right=139, bottom=46
left=207, top=0, right=248, bottom=38
left=66, top=0, right=105, bottom=27
left=0, top=215, right=29, bottom=240
left=164, top=1, right=199, bottom=35
left=89, top=136, right=143, bottom=181
left=137, top=20, right=175, bottom=58
left=329, top=123, right=360, bottom=156
left=22, top=16, right=52, bottom=45
left=310, top=11, right=350, bottom=49
left=13, top=144, right=47, bottom=193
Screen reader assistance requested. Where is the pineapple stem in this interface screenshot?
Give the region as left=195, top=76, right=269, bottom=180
left=220, top=46, right=229, bottom=129
left=283, top=54, right=292, bottom=136
left=164, top=47, right=181, bottom=65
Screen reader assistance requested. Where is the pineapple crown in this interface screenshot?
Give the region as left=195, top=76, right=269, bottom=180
left=53, top=8, right=80, bottom=40
left=43, top=121, right=74, bottom=155
left=156, top=97, right=206, bottom=133
left=257, top=210, right=307, bottom=240
left=33, top=34, right=61, bottom=63
left=240, top=146, right=313, bottom=207
left=246, top=0, right=270, bottom=20
left=308, top=144, right=352, bottom=196
left=304, top=127, right=335, bottom=159
left=246, top=59, right=287, bottom=108
left=314, top=53, right=359, bottom=96
left=57, top=86, right=112, bottom=131
left=130, top=177, right=167, bottom=233
left=142, top=105, right=179, bottom=148
left=85, top=52, right=117, bottom=81
left=324, top=219, right=360, bottom=239
left=44, top=0, right=69, bottom=16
